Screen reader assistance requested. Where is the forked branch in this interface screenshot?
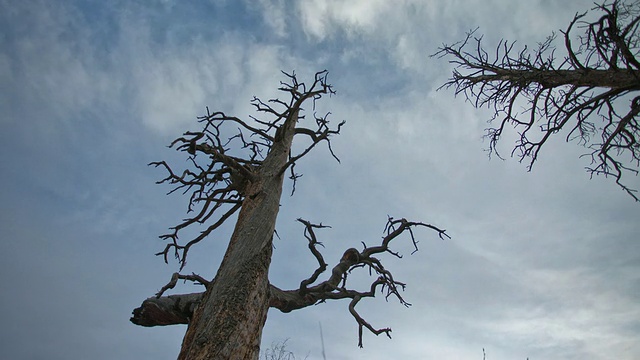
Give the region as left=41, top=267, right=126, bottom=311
left=274, top=216, right=449, bottom=347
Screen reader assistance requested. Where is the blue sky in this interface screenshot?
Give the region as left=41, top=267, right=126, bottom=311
left=1, top=0, right=639, bottom=359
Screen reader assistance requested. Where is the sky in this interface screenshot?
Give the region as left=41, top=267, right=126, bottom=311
left=1, top=0, right=639, bottom=359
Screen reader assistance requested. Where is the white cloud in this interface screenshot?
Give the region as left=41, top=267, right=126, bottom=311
left=297, top=0, right=395, bottom=40
left=253, top=0, right=288, bottom=37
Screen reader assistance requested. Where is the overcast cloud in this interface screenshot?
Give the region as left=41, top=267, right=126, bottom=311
left=1, top=0, right=639, bottom=359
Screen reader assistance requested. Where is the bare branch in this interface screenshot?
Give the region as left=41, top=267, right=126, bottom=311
left=434, top=1, right=640, bottom=200
left=273, top=217, right=448, bottom=347
left=155, top=272, right=211, bottom=298
left=349, top=287, right=391, bottom=348
left=296, top=218, right=330, bottom=294
left=283, top=115, right=345, bottom=177
left=155, top=202, right=242, bottom=269
left=149, top=71, right=344, bottom=269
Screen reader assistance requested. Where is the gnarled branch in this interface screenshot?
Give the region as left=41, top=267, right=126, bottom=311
left=133, top=217, right=449, bottom=348
left=434, top=1, right=640, bottom=200
left=150, top=70, right=343, bottom=269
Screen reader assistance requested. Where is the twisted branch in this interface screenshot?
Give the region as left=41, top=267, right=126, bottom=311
left=273, top=216, right=449, bottom=347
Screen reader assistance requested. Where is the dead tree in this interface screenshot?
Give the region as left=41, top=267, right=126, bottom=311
left=130, top=71, right=449, bottom=359
left=435, top=1, right=640, bottom=200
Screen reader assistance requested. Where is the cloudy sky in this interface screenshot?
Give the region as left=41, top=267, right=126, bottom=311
left=1, top=0, right=639, bottom=359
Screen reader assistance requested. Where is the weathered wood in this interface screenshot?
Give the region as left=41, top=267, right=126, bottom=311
left=176, top=108, right=299, bottom=360
left=131, top=293, right=202, bottom=327
left=468, top=69, right=640, bottom=89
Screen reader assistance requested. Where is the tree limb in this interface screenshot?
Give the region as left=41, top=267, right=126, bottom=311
left=434, top=1, right=640, bottom=200
left=133, top=217, right=449, bottom=348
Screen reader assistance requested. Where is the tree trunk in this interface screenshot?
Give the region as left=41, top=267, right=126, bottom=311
left=176, top=111, right=298, bottom=360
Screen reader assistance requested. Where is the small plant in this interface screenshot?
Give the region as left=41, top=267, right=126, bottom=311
left=262, top=339, right=307, bottom=360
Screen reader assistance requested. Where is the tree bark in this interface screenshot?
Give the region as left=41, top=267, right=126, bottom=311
left=131, top=292, right=201, bottom=326
left=469, top=69, right=640, bottom=89
left=176, top=110, right=298, bottom=360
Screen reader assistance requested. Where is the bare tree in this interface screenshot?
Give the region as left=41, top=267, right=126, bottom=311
left=130, top=71, right=448, bottom=359
left=435, top=1, right=640, bottom=200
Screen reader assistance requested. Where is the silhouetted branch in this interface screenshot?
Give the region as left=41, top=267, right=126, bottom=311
left=296, top=219, right=330, bottom=293
left=149, top=71, right=343, bottom=269
left=155, top=272, right=211, bottom=298
left=286, top=113, right=345, bottom=195
left=434, top=1, right=640, bottom=200
left=274, top=216, right=449, bottom=347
